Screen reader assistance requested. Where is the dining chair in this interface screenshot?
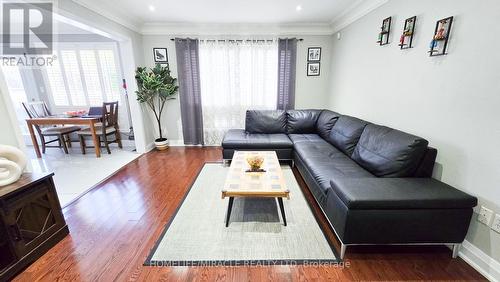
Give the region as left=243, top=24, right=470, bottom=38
left=78, top=101, right=123, bottom=155
left=22, top=101, right=81, bottom=154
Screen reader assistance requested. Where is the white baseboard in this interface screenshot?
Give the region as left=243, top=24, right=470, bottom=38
left=459, top=240, right=500, bottom=282
left=146, top=140, right=187, bottom=147
left=168, top=139, right=186, bottom=146
left=167, top=140, right=219, bottom=147
left=146, top=142, right=156, bottom=152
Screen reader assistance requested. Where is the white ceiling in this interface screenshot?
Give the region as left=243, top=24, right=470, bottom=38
left=81, top=0, right=352, bottom=24
left=73, top=0, right=388, bottom=34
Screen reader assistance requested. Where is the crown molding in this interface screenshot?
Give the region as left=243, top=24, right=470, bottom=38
left=331, top=0, right=388, bottom=33
left=70, top=0, right=388, bottom=36
left=71, top=0, right=142, bottom=33
left=140, top=22, right=335, bottom=36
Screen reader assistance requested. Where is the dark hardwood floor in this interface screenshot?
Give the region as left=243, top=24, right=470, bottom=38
left=13, top=147, right=485, bottom=281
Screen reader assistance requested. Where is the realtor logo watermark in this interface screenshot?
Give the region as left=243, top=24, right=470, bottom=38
left=1, top=2, right=55, bottom=66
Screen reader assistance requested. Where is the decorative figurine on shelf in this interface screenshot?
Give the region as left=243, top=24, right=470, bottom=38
left=0, top=145, right=27, bottom=187
left=403, top=20, right=411, bottom=36
left=428, top=39, right=438, bottom=53
left=429, top=16, right=453, bottom=56
left=434, top=20, right=447, bottom=40
left=404, top=23, right=413, bottom=36
left=377, top=17, right=391, bottom=45
left=377, top=24, right=386, bottom=42
left=400, top=16, right=416, bottom=49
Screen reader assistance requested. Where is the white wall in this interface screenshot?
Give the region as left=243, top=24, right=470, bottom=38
left=0, top=89, right=21, bottom=147
left=328, top=0, right=500, bottom=263
left=295, top=35, right=333, bottom=109
left=141, top=36, right=182, bottom=143
left=142, top=34, right=333, bottom=144
left=0, top=70, right=31, bottom=172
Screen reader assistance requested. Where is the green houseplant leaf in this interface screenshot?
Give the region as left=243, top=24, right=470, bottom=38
left=135, top=64, right=179, bottom=141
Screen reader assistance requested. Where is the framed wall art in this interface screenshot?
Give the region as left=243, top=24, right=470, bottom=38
left=308, top=47, right=321, bottom=61
left=153, top=48, right=168, bottom=63
left=307, top=62, right=320, bottom=76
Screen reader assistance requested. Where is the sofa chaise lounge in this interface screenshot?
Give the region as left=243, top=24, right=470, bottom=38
left=222, top=109, right=477, bottom=259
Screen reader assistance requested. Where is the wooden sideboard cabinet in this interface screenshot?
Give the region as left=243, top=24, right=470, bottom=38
left=0, top=173, right=69, bottom=281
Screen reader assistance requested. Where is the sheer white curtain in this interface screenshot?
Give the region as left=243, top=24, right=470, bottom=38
left=199, top=39, right=278, bottom=145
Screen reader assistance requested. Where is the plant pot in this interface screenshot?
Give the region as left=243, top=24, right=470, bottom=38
left=154, top=138, right=169, bottom=151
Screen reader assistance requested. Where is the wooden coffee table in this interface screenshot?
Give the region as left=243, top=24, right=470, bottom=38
left=221, top=151, right=290, bottom=227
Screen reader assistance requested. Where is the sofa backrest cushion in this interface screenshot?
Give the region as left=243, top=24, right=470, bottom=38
left=316, top=110, right=341, bottom=139
left=245, top=110, right=287, bottom=134
left=328, top=115, right=369, bottom=156
left=286, top=110, right=321, bottom=134
left=351, top=124, right=429, bottom=177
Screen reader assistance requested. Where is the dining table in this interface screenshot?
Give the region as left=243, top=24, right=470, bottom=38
left=26, top=116, right=102, bottom=158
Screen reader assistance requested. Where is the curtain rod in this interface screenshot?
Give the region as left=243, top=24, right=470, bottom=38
left=169, top=38, right=304, bottom=42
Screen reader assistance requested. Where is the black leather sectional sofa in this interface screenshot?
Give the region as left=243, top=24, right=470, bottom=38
left=222, top=109, right=477, bottom=259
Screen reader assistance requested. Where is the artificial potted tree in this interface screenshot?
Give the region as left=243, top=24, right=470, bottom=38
left=135, top=64, right=178, bottom=150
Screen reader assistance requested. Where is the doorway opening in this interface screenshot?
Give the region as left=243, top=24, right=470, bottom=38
left=0, top=13, right=143, bottom=207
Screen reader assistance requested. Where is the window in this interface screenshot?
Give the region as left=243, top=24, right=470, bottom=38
left=44, top=43, right=122, bottom=108
left=199, top=39, right=278, bottom=145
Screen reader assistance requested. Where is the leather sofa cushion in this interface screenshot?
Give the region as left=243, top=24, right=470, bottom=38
left=286, top=110, right=321, bottom=134
left=288, top=134, right=324, bottom=144
left=294, top=141, right=373, bottom=194
left=316, top=110, right=341, bottom=139
left=352, top=124, right=428, bottom=177
left=245, top=110, right=287, bottom=134
left=329, top=177, right=478, bottom=209
left=222, top=129, right=292, bottom=149
left=328, top=115, right=369, bottom=156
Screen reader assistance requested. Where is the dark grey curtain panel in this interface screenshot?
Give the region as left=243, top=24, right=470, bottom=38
left=175, top=38, right=204, bottom=145
left=277, top=38, right=297, bottom=110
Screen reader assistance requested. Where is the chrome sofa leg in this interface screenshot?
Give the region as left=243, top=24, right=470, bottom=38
left=291, top=160, right=295, bottom=168
left=340, top=243, right=347, bottom=260
left=452, top=243, right=460, bottom=258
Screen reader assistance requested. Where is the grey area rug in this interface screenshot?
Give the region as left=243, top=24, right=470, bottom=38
left=145, top=163, right=339, bottom=266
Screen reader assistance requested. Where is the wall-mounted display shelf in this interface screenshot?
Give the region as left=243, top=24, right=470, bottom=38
left=377, top=17, right=391, bottom=46
left=428, top=16, right=453, bottom=56
left=399, top=16, right=416, bottom=49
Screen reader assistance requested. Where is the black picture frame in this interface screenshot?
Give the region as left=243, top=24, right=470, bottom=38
left=307, top=47, right=321, bottom=61
left=428, top=16, right=454, bottom=57
left=153, top=48, right=168, bottom=63
left=377, top=17, right=392, bottom=46
left=399, top=16, right=417, bottom=49
left=307, top=62, right=320, bottom=76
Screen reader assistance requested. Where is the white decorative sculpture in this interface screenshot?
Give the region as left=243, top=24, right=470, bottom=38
left=0, top=145, right=27, bottom=187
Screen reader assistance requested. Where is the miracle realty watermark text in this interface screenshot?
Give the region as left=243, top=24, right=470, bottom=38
left=1, top=2, right=56, bottom=66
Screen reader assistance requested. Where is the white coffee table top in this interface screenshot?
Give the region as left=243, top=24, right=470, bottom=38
left=221, top=151, right=289, bottom=199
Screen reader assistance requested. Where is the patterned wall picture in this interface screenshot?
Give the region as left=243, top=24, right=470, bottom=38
left=307, top=62, right=320, bottom=76
left=153, top=48, right=168, bottom=63
left=308, top=47, right=321, bottom=61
